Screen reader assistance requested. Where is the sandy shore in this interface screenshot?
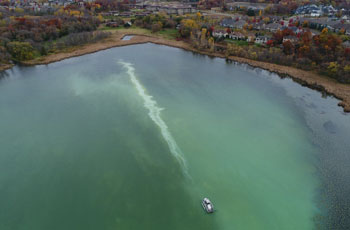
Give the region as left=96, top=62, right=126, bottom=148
left=16, top=31, right=350, bottom=112
left=0, top=64, right=14, bottom=72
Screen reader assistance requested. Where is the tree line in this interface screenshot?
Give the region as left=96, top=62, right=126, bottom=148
left=179, top=16, right=350, bottom=83
left=0, top=10, right=110, bottom=63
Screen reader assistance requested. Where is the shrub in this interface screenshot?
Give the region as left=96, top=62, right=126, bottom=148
left=151, top=22, right=162, bottom=33
left=6, top=41, right=34, bottom=61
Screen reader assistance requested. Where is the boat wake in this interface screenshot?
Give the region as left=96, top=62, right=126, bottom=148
left=119, top=61, right=189, bottom=176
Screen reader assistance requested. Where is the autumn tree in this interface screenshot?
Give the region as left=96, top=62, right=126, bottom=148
left=208, top=37, right=214, bottom=52
left=6, top=41, right=34, bottom=61
left=263, top=17, right=270, bottom=24
left=200, top=28, right=208, bottom=48
left=180, top=19, right=198, bottom=38
left=151, top=22, right=162, bottom=33
left=273, top=29, right=283, bottom=44
left=328, top=62, right=339, bottom=76
left=282, top=40, right=294, bottom=55
left=302, top=20, right=308, bottom=27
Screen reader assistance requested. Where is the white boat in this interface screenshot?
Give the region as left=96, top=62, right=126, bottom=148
left=202, top=198, right=214, bottom=213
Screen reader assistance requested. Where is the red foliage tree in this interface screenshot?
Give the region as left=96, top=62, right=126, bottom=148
left=283, top=40, right=294, bottom=55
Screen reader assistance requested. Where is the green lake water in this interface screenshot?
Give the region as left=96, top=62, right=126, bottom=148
left=0, top=44, right=349, bottom=229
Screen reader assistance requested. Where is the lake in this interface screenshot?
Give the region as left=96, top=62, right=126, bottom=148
left=0, top=44, right=349, bottom=230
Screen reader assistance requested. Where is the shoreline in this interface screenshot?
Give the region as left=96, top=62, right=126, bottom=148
left=9, top=31, right=350, bottom=112
left=0, top=64, right=14, bottom=72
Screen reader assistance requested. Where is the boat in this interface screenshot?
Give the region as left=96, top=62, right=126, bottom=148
left=202, top=198, right=214, bottom=213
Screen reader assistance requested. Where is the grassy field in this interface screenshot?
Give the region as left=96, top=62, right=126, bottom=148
left=99, top=25, right=179, bottom=40
left=224, top=39, right=249, bottom=46
left=99, top=26, right=126, bottom=31
left=156, top=29, right=179, bottom=39
left=100, top=26, right=152, bottom=35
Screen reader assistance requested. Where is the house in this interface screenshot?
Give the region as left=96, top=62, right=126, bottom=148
left=321, top=5, right=337, bottom=16
left=289, top=26, right=304, bottom=34
left=265, top=23, right=283, bottom=32
left=343, top=41, right=350, bottom=48
left=144, top=2, right=196, bottom=15
left=226, top=2, right=271, bottom=12
left=270, top=16, right=282, bottom=23
left=252, top=21, right=265, bottom=30
left=119, top=11, right=132, bottom=17
left=159, top=5, right=195, bottom=15
left=134, top=11, right=151, bottom=17
left=295, top=4, right=337, bottom=17
left=106, top=22, right=119, bottom=28
left=212, top=30, right=228, bottom=38
left=255, top=36, right=270, bottom=44
left=310, top=12, right=321, bottom=17
left=221, top=18, right=235, bottom=28
left=220, top=18, right=246, bottom=29
left=233, top=20, right=247, bottom=29
left=246, top=34, right=256, bottom=42
left=108, top=11, right=119, bottom=16
left=295, top=4, right=320, bottom=15
left=229, top=32, right=245, bottom=40
left=283, top=35, right=298, bottom=43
